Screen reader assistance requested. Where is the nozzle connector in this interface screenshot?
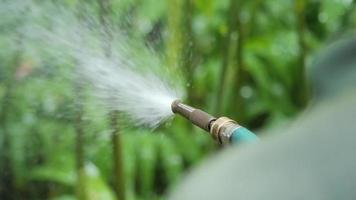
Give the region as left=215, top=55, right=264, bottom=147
left=210, top=117, right=240, bottom=144
left=171, top=100, right=258, bottom=145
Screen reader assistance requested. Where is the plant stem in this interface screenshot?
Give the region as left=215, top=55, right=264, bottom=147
left=74, top=84, right=87, bottom=200
left=110, top=111, right=125, bottom=200
left=294, top=0, right=309, bottom=108
left=0, top=54, right=19, bottom=200
left=74, top=3, right=88, bottom=200
left=167, top=0, right=196, bottom=104
left=98, top=0, right=125, bottom=199
left=0, top=34, right=22, bottom=199
left=215, top=0, right=240, bottom=114
left=215, top=0, right=246, bottom=120
left=232, top=10, right=248, bottom=124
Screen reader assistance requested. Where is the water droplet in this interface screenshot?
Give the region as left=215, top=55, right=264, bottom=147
left=318, top=13, right=328, bottom=23
left=240, top=85, right=253, bottom=99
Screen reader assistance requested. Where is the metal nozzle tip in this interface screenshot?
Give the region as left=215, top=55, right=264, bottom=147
left=171, top=99, right=181, bottom=113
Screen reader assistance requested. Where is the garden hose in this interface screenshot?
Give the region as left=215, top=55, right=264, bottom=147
left=171, top=100, right=258, bottom=145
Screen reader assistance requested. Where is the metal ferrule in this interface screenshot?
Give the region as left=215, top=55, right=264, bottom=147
left=210, top=117, right=240, bottom=145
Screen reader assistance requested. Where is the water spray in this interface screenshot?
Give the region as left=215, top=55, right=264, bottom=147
left=171, top=100, right=258, bottom=145
left=4, top=0, right=257, bottom=145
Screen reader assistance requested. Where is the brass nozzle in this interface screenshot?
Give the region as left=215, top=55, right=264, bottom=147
left=171, top=100, right=216, bottom=131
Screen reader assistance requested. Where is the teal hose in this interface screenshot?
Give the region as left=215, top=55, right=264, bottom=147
left=230, top=127, right=258, bottom=144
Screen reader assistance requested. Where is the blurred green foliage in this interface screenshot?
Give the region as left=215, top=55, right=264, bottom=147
left=0, top=0, right=355, bottom=199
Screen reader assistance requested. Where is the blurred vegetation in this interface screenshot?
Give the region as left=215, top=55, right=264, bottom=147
left=0, top=0, right=355, bottom=199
